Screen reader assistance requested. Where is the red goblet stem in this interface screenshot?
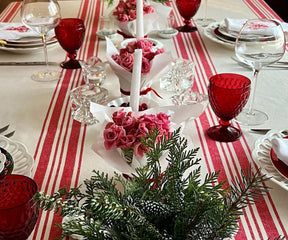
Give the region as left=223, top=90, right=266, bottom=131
left=67, top=52, right=77, bottom=60
left=219, top=119, right=231, bottom=127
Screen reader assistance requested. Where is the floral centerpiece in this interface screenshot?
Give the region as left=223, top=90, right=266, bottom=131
left=35, top=128, right=269, bottom=240
left=106, top=37, right=173, bottom=95
left=103, top=109, right=170, bottom=163
left=109, top=0, right=171, bottom=37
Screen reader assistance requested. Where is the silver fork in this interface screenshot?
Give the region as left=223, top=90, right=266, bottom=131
left=0, top=124, right=15, bottom=138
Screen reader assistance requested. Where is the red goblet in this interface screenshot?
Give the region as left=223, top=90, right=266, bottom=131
left=0, top=174, right=39, bottom=240
left=55, top=18, right=85, bottom=69
left=175, top=0, right=201, bottom=32
left=207, top=73, right=251, bottom=142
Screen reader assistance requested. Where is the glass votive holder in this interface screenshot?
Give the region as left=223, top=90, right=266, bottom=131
left=70, top=85, right=108, bottom=125
left=80, top=56, right=107, bottom=87
left=158, top=14, right=178, bottom=38
left=97, top=16, right=116, bottom=39
left=160, top=58, right=195, bottom=92
left=0, top=174, right=39, bottom=240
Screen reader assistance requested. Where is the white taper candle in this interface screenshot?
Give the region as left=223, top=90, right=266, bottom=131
left=136, top=0, right=144, bottom=39
left=130, top=49, right=142, bottom=112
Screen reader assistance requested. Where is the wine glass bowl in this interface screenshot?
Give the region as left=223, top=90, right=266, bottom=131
left=207, top=73, right=251, bottom=142
left=21, top=0, right=61, bottom=81
left=175, top=0, right=201, bottom=32
left=55, top=18, right=86, bottom=69
left=235, top=19, right=286, bottom=125
left=0, top=174, right=39, bottom=240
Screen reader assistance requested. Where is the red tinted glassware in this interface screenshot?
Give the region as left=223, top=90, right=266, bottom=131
left=55, top=18, right=85, bottom=69
left=207, top=73, right=251, bottom=142
left=175, top=0, right=201, bottom=32
left=0, top=174, right=39, bottom=240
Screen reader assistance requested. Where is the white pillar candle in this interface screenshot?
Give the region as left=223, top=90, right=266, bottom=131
left=130, top=49, right=142, bottom=112
left=136, top=0, right=144, bottom=39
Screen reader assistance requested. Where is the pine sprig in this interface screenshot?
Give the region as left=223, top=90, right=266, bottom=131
left=34, top=127, right=271, bottom=240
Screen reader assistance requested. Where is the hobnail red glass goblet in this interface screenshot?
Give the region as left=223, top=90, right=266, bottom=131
left=207, top=73, right=251, bottom=142
left=55, top=18, right=86, bottom=69
left=175, top=0, right=201, bottom=32
left=0, top=174, right=39, bottom=240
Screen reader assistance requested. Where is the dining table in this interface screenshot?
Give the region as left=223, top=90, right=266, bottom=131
left=0, top=0, right=288, bottom=239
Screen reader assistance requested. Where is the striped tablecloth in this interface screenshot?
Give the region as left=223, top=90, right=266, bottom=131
left=0, top=0, right=287, bottom=239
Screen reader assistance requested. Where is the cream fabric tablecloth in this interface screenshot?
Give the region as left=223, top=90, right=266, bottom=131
left=0, top=0, right=288, bottom=239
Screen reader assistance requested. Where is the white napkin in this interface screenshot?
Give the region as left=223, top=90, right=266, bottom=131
left=224, top=18, right=288, bottom=34
left=0, top=23, right=40, bottom=40
left=271, top=138, right=288, bottom=166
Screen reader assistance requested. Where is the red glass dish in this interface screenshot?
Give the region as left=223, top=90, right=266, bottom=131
left=0, top=174, right=39, bottom=240
left=175, top=0, right=201, bottom=32
left=206, top=73, right=251, bottom=142
left=270, top=137, right=288, bottom=179
left=55, top=18, right=85, bottom=69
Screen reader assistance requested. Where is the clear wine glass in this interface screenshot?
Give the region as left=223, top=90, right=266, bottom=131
left=195, top=0, right=216, bottom=27
left=235, top=19, right=286, bottom=125
left=21, top=0, right=61, bottom=82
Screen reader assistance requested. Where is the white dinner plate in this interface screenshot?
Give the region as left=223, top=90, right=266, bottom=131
left=0, top=40, right=58, bottom=53
left=252, top=129, right=288, bottom=191
left=0, top=135, right=34, bottom=177
left=203, top=22, right=235, bottom=49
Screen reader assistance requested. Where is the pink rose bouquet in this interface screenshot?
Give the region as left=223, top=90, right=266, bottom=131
left=106, top=37, right=173, bottom=95
left=111, top=1, right=172, bottom=37
left=113, top=0, right=155, bottom=22
left=103, top=109, right=170, bottom=163
left=112, top=38, right=164, bottom=74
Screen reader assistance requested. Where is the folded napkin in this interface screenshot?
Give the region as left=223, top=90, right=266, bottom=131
left=224, top=18, right=288, bottom=34
left=271, top=138, right=288, bottom=166
left=0, top=23, right=40, bottom=40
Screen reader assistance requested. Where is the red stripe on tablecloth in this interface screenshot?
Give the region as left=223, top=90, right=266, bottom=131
left=30, top=0, right=102, bottom=239
left=242, top=0, right=282, bottom=21
left=172, top=0, right=287, bottom=238
left=0, top=2, right=20, bottom=22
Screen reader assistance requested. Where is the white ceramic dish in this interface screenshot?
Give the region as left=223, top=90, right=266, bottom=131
left=252, top=129, right=288, bottom=191
left=0, top=40, right=58, bottom=53
left=0, top=135, right=34, bottom=177
left=157, top=29, right=178, bottom=39
left=203, top=22, right=234, bottom=49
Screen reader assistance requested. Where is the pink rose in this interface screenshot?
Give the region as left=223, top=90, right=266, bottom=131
left=116, top=135, right=136, bottom=149
left=141, top=57, right=151, bottom=74
left=136, top=39, right=153, bottom=53
left=112, top=54, right=121, bottom=65
left=118, top=14, right=130, bottom=22
left=121, top=112, right=137, bottom=132
left=133, top=141, right=149, bottom=158
left=103, top=124, right=126, bottom=150
left=125, top=0, right=137, bottom=9
left=154, top=48, right=165, bottom=55
left=144, top=5, right=155, bottom=14
left=128, top=9, right=136, bottom=20
left=136, top=122, right=149, bottom=138
left=112, top=109, right=127, bottom=125
left=156, top=113, right=170, bottom=131
left=119, top=52, right=134, bottom=72
left=126, top=41, right=137, bottom=53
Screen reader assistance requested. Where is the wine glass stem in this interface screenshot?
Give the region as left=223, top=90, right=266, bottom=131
left=204, top=0, right=208, bottom=21
left=41, top=33, right=49, bottom=72
left=247, top=69, right=260, bottom=115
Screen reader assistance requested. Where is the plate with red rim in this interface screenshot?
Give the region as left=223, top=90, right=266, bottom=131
left=270, top=136, right=288, bottom=180
left=252, top=129, right=288, bottom=191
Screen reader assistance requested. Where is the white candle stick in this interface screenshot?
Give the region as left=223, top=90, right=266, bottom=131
left=130, top=49, right=142, bottom=112
left=136, top=0, right=144, bottom=39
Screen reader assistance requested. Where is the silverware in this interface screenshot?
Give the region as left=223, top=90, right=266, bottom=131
left=231, top=56, right=288, bottom=69
left=0, top=124, right=15, bottom=138
left=250, top=129, right=288, bottom=135
left=0, top=62, right=59, bottom=66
